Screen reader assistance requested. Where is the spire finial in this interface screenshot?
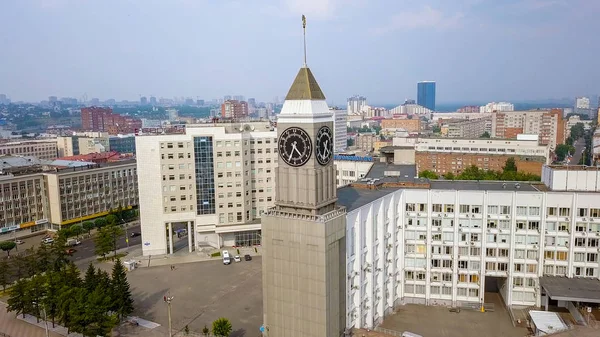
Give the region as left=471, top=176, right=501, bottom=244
left=302, top=14, right=307, bottom=67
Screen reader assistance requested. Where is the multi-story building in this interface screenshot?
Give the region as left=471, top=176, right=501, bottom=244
left=57, top=135, right=109, bottom=157
left=432, top=112, right=492, bottom=123
left=81, top=107, right=142, bottom=135
left=0, top=139, right=58, bottom=160
left=381, top=118, right=421, bottom=133
left=480, top=102, right=515, bottom=113
left=491, top=109, right=566, bottom=150
left=221, top=100, right=248, bottom=119
left=348, top=95, right=367, bottom=115
left=44, top=160, right=138, bottom=226
left=109, top=135, right=136, bottom=154
left=456, top=105, right=480, bottom=113
left=445, top=117, right=491, bottom=138
left=332, top=108, right=348, bottom=153
left=576, top=97, right=590, bottom=109
left=340, top=164, right=600, bottom=329
left=390, top=103, right=432, bottom=118
left=414, top=138, right=550, bottom=176
left=136, top=121, right=277, bottom=254
left=356, top=133, right=378, bottom=152
left=334, top=155, right=375, bottom=187
left=417, top=81, right=436, bottom=111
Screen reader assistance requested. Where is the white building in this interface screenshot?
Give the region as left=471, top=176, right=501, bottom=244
left=576, top=97, right=591, bottom=109
left=431, top=112, right=492, bottom=123
left=340, top=166, right=600, bottom=329
left=480, top=102, right=515, bottom=113
left=348, top=95, right=367, bottom=115
left=390, top=104, right=432, bottom=118
left=334, top=155, right=374, bottom=187
left=136, top=121, right=277, bottom=255
left=333, top=108, right=348, bottom=153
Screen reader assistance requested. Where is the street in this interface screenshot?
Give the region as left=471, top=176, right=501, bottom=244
left=570, top=138, right=586, bottom=165
left=70, top=224, right=142, bottom=261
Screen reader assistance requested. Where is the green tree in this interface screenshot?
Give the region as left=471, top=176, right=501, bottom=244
left=503, top=157, right=517, bottom=173
left=57, top=286, right=77, bottom=333
left=70, top=225, right=84, bottom=238
left=480, top=131, right=491, bottom=138
left=212, top=317, right=233, bottom=337
left=94, top=217, right=107, bottom=229
left=83, top=263, right=98, bottom=292
left=432, top=125, right=441, bottom=133
left=7, top=278, right=30, bottom=318
left=202, top=325, right=210, bottom=336
left=106, top=214, right=118, bottom=227
left=43, top=271, right=61, bottom=327
left=0, top=258, right=10, bottom=291
left=95, top=227, right=113, bottom=259
left=347, top=138, right=354, bottom=147
left=419, top=170, right=438, bottom=179
left=570, top=122, right=585, bottom=140
left=82, top=221, right=95, bottom=235
left=110, top=259, right=134, bottom=320
left=555, top=144, right=575, bottom=162
left=443, top=172, right=456, bottom=180
left=0, top=241, right=17, bottom=257
left=106, top=225, right=124, bottom=259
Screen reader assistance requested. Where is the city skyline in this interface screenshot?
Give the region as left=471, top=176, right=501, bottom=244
left=0, top=0, right=599, bottom=104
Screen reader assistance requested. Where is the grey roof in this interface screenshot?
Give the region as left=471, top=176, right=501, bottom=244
left=338, top=186, right=401, bottom=212
left=540, top=276, right=600, bottom=303
left=429, top=180, right=540, bottom=192
left=365, top=162, right=417, bottom=182
left=49, top=160, right=96, bottom=168
left=0, top=155, right=48, bottom=169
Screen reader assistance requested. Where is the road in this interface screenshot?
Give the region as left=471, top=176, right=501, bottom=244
left=70, top=224, right=142, bottom=262
left=570, top=138, right=586, bottom=165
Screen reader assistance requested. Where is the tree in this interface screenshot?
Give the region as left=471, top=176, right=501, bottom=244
left=0, top=241, right=16, bottom=257
left=555, top=144, right=575, bottom=162
left=432, top=125, right=441, bottom=134
left=443, top=172, right=456, bottom=180
left=110, top=259, right=134, bottom=320
left=82, top=221, right=95, bottom=235
left=480, top=131, right=491, bottom=138
left=83, top=263, right=98, bottom=292
left=95, top=227, right=113, bottom=259
left=106, top=214, right=118, bottom=227
left=503, top=157, right=517, bottom=173
left=212, top=317, right=233, bottom=337
left=94, top=217, right=107, bottom=229
left=7, top=278, right=29, bottom=318
left=202, top=325, right=209, bottom=336
left=0, top=258, right=10, bottom=291
left=570, top=122, right=585, bottom=141
left=70, top=225, right=84, bottom=238
left=347, top=138, right=354, bottom=147
left=419, top=170, right=438, bottom=179
left=106, top=225, right=124, bottom=259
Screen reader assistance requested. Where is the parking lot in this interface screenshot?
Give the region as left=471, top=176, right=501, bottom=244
left=379, top=294, right=527, bottom=337
left=127, top=256, right=263, bottom=337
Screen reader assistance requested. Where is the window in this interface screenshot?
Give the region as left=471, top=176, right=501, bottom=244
left=578, top=208, right=588, bottom=217
left=559, top=208, right=570, bottom=217
left=432, top=204, right=442, bottom=212
left=529, top=207, right=540, bottom=216
left=516, top=206, right=527, bottom=216
left=406, top=203, right=416, bottom=211
left=444, top=204, right=454, bottom=213
left=547, top=207, right=557, bottom=216
left=459, top=205, right=470, bottom=213
left=488, top=205, right=498, bottom=214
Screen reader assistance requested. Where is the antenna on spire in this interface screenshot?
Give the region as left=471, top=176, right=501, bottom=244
left=302, top=14, right=307, bottom=67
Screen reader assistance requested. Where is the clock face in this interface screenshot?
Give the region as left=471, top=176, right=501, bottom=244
left=315, top=126, right=333, bottom=166
left=278, top=127, right=312, bottom=167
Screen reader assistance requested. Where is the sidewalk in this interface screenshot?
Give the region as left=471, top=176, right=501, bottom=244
left=0, top=301, right=63, bottom=337
left=129, top=245, right=262, bottom=269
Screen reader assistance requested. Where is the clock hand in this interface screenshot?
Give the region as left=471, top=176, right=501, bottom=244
left=288, top=141, right=297, bottom=161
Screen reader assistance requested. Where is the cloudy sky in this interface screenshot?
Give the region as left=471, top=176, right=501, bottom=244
left=0, top=0, right=598, bottom=105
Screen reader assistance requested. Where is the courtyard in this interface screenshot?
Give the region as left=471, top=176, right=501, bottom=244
left=379, top=293, right=527, bottom=337
left=126, top=256, right=263, bottom=337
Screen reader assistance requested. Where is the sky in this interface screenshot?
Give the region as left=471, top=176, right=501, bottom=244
left=0, top=0, right=599, bottom=105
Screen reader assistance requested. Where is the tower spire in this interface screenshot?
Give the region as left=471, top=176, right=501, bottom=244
left=302, top=14, right=307, bottom=67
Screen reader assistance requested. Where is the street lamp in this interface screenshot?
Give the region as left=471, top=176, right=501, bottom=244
left=164, top=294, right=174, bottom=337
left=32, top=301, right=49, bottom=337
left=121, top=217, right=129, bottom=248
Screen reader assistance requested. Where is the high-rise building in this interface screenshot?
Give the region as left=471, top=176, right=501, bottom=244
left=136, top=121, right=277, bottom=254
left=262, top=66, right=346, bottom=337
left=248, top=98, right=256, bottom=107
left=490, top=109, right=566, bottom=150
left=220, top=100, right=248, bottom=119
left=223, top=95, right=232, bottom=101
left=480, top=102, right=514, bottom=113
left=0, top=94, right=7, bottom=105
left=417, top=81, right=436, bottom=111
left=347, top=95, right=367, bottom=115
left=576, top=97, right=590, bottom=109
left=81, top=107, right=142, bottom=135
left=140, top=96, right=148, bottom=105
left=233, top=95, right=244, bottom=102
left=149, top=96, right=157, bottom=105
left=332, top=108, right=348, bottom=153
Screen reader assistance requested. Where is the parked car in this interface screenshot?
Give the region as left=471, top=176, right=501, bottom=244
left=130, top=232, right=141, bottom=238
left=42, top=238, right=54, bottom=245
left=65, top=248, right=76, bottom=256
left=234, top=255, right=241, bottom=262
left=244, top=254, right=252, bottom=261
left=65, top=238, right=81, bottom=247
left=222, top=250, right=231, bottom=265
left=14, top=239, right=24, bottom=245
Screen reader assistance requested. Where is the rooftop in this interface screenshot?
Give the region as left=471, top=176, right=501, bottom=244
left=540, top=276, right=600, bottom=303
left=284, top=67, right=326, bottom=101
left=545, top=165, right=600, bottom=171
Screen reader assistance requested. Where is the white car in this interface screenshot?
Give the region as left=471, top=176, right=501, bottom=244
left=42, top=238, right=54, bottom=245
left=234, top=255, right=241, bottom=262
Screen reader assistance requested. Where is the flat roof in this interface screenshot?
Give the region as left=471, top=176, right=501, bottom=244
left=365, top=163, right=417, bottom=181
left=529, top=311, right=567, bottom=334
left=429, top=180, right=540, bottom=192
left=338, top=186, right=401, bottom=212
left=540, top=276, right=600, bottom=303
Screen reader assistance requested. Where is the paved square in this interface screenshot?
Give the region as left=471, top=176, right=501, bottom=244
left=127, top=256, right=263, bottom=337
left=379, top=294, right=527, bottom=337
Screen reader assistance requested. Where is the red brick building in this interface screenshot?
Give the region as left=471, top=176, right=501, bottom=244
left=81, top=107, right=142, bottom=135
left=221, top=100, right=248, bottom=119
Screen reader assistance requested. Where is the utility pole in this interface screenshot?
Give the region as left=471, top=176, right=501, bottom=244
left=33, top=301, right=49, bottom=337
left=164, top=294, right=174, bottom=337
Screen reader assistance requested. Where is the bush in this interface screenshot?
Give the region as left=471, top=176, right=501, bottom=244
left=210, top=252, right=221, bottom=257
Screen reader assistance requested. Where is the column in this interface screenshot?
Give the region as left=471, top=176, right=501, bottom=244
left=188, top=221, right=193, bottom=253
left=168, top=222, right=174, bottom=255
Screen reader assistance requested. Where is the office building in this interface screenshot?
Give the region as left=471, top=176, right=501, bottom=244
left=348, top=95, right=367, bottom=115
left=334, top=155, right=374, bottom=187
left=456, top=106, right=480, bottom=113
left=136, top=121, right=277, bottom=254
left=0, top=139, right=58, bottom=160
left=333, top=108, right=348, bottom=153
left=576, top=97, right=591, bottom=109
left=414, top=138, right=550, bottom=176
left=81, top=107, right=142, bottom=135
left=262, top=65, right=346, bottom=337
left=389, top=103, right=432, bottom=118
left=417, top=81, right=436, bottom=111
left=233, top=95, right=245, bottom=102
left=149, top=96, right=157, bottom=105
left=480, top=102, right=515, bottom=113
left=221, top=100, right=249, bottom=119
left=491, top=109, right=566, bottom=150
left=57, top=135, right=109, bottom=157
left=109, top=135, right=136, bottom=154
left=381, top=118, right=422, bottom=133
left=0, top=94, right=9, bottom=105
left=445, top=117, right=491, bottom=138
left=339, top=164, right=600, bottom=329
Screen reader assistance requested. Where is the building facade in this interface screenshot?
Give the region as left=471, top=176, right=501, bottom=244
left=381, top=119, right=421, bottom=133
left=356, top=133, right=378, bottom=152
left=221, top=100, right=249, bottom=119
left=81, top=107, right=142, bottom=135
left=109, top=135, right=136, bottom=154
left=333, top=108, right=348, bottom=153
left=341, top=171, right=600, bottom=329
left=0, top=140, right=58, bottom=160
left=445, top=117, right=491, bottom=138
left=136, top=121, right=277, bottom=254
left=417, top=81, right=436, bottom=111
left=491, top=110, right=566, bottom=150
left=414, top=138, right=550, bottom=176
left=480, top=102, right=514, bottom=113
left=334, top=155, right=374, bottom=187
left=348, top=95, right=367, bottom=115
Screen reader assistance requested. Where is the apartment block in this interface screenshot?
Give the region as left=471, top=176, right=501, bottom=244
left=57, top=135, right=109, bottom=157
left=445, top=117, right=491, bottom=138
left=334, top=155, right=375, bottom=187
left=221, top=100, right=249, bottom=119
left=0, top=139, right=58, bottom=160
left=136, top=121, right=277, bottom=255
left=81, top=106, right=142, bottom=135
left=339, top=165, right=600, bottom=329
left=381, top=118, right=421, bottom=133
left=356, top=133, right=379, bottom=152
left=333, top=109, right=348, bottom=153
left=0, top=174, right=48, bottom=236
left=414, top=138, right=550, bottom=176
left=491, top=109, right=566, bottom=150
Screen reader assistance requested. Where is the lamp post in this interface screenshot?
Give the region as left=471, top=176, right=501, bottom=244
left=121, top=217, right=129, bottom=248
left=164, top=294, right=174, bottom=337
left=32, top=301, right=49, bottom=337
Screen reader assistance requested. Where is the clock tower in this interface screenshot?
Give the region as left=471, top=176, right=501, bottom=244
left=261, top=16, right=347, bottom=337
